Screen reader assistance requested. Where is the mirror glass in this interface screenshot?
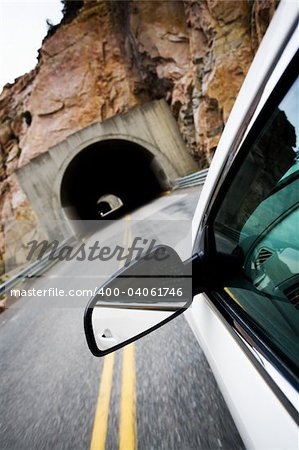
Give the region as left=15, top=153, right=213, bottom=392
left=86, top=245, right=192, bottom=354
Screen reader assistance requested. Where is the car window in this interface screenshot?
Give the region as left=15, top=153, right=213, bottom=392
left=212, top=73, right=299, bottom=374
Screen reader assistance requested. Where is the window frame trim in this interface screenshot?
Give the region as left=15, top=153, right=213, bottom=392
left=199, top=50, right=298, bottom=241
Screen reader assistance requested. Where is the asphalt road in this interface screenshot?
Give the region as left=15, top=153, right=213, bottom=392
left=0, top=187, right=244, bottom=450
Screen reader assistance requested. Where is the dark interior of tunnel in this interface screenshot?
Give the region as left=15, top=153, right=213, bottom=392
left=60, top=139, right=166, bottom=226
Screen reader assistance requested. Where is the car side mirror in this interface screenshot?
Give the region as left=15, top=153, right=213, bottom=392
left=84, top=245, right=192, bottom=356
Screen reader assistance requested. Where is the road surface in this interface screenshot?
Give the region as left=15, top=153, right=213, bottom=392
left=0, top=187, right=244, bottom=450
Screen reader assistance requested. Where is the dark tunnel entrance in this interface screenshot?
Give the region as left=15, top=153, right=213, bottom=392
left=60, top=139, right=169, bottom=229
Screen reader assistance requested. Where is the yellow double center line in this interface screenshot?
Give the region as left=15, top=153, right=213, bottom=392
left=90, top=215, right=137, bottom=450
left=119, top=343, right=136, bottom=450
left=90, top=353, right=115, bottom=450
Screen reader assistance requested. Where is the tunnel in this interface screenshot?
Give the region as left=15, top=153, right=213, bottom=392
left=60, top=139, right=169, bottom=228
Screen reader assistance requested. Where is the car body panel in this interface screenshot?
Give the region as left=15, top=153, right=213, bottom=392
left=186, top=1, right=299, bottom=447
left=185, top=295, right=299, bottom=450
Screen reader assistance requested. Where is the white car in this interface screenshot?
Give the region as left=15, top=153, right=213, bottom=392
left=85, top=2, right=299, bottom=448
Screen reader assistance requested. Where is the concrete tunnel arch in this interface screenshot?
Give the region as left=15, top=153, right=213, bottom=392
left=60, top=139, right=170, bottom=226
left=16, top=100, right=198, bottom=241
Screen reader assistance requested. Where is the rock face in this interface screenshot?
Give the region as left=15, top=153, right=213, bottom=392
left=0, top=0, right=277, bottom=273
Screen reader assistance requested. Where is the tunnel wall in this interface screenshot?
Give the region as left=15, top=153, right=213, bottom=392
left=16, top=100, right=197, bottom=240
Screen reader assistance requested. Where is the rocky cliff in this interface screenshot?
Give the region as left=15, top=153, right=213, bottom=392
left=0, top=0, right=277, bottom=275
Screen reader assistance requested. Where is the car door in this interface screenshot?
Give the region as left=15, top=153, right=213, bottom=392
left=186, top=36, right=298, bottom=450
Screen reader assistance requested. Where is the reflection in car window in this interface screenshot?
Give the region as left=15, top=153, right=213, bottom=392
left=213, top=76, right=299, bottom=373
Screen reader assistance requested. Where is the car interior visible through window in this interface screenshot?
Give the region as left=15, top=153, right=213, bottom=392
left=212, top=72, right=299, bottom=378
